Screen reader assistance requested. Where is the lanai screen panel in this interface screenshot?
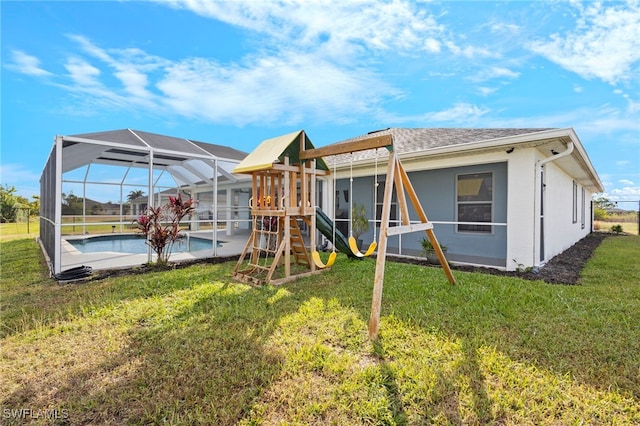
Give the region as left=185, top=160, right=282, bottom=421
left=39, top=144, right=58, bottom=270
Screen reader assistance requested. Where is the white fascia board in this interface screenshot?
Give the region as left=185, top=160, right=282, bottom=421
left=565, top=129, right=605, bottom=193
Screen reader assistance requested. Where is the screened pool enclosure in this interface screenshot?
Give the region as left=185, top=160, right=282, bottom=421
left=40, top=129, right=248, bottom=275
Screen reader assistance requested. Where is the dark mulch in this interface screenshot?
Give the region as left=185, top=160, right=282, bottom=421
left=389, top=232, right=609, bottom=285
left=62, top=233, right=609, bottom=286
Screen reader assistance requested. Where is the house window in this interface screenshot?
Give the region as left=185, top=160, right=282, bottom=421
left=375, top=179, right=397, bottom=227
left=581, top=187, right=586, bottom=229
left=572, top=181, right=578, bottom=224
left=457, top=172, right=493, bottom=233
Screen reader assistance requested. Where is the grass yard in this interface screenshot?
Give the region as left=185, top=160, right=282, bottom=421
left=1, top=235, right=639, bottom=424
left=594, top=220, right=639, bottom=235
left=0, top=219, right=39, bottom=242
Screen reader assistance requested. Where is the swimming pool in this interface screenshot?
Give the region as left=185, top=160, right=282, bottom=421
left=67, top=234, right=221, bottom=254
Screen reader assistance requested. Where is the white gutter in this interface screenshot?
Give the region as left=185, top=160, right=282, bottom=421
left=538, top=141, right=574, bottom=168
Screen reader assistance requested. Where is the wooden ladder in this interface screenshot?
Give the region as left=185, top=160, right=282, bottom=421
left=288, top=216, right=310, bottom=267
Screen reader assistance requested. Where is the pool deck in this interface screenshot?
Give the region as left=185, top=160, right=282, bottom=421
left=61, top=230, right=253, bottom=271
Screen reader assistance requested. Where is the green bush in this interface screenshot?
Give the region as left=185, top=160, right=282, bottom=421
left=610, top=224, right=624, bottom=234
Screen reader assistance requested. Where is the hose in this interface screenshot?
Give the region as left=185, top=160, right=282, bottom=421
left=54, top=265, right=93, bottom=281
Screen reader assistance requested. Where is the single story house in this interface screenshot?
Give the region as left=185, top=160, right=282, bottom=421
left=321, top=128, right=603, bottom=271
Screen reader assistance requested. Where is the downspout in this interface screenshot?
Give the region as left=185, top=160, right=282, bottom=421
left=533, top=141, right=574, bottom=266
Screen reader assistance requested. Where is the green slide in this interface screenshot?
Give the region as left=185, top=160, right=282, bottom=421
left=315, top=208, right=359, bottom=259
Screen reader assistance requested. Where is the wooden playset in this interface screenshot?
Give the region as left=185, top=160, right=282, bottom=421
left=232, top=130, right=455, bottom=338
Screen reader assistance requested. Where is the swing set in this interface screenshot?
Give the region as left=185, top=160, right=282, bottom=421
left=232, top=130, right=455, bottom=338
left=346, top=151, right=379, bottom=258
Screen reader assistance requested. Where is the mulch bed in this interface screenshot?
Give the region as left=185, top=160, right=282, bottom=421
left=389, top=232, right=609, bottom=285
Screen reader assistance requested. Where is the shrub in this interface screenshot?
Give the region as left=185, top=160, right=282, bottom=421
left=351, top=202, right=370, bottom=241
left=133, top=194, right=195, bottom=265
left=610, top=224, right=624, bottom=234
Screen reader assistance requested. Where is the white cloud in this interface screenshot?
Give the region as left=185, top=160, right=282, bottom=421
left=162, top=0, right=445, bottom=57
left=443, top=41, right=498, bottom=60
left=64, top=57, right=101, bottom=87
left=477, top=86, right=498, bottom=97
left=469, top=66, right=520, bottom=83
left=374, top=102, right=491, bottom=126
left=67, top=34, right=167, bottom=104
left=426, top=103, right=490, bottom=123
left=528, top=1, right=640, bottom=84
left=489, top=21, right=521, bottom=34
left=423, top=38, right=442, bottom=53
left=609, top=186, right=640, bottom=201
left=5, top=50, right=52, bottom=77
left=619, top=179, right=635, bottom=185
left=627, top=98, right=640, bottom=114
left=157, top=52, right=396, bottom=125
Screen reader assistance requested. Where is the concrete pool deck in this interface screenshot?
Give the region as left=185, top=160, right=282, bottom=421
left=61, top=230, right=253, bottom=271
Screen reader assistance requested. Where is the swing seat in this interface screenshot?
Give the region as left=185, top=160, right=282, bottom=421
left=348, top=237, right=377, bottom=257
left=312, top=251, right=337, bottom=269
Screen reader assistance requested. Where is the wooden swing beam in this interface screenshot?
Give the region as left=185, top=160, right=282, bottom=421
left=300, top=133, right=456, bottom=340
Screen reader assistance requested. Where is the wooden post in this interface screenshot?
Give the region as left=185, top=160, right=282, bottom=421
left=310, top=159, right=317, bottom=271
left=398, top=163, right=456, bottom=285
left=393, top=157, right=410, bottom=227
left=369, top=153, right=397, bottom=340
left=284, top=157, right=291, bottom=278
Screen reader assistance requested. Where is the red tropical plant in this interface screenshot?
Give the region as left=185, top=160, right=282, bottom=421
left=133, top=194, right=195, bottom=265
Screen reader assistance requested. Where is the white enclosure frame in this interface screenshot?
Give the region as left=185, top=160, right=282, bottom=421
left=40, top=129, right=245, bottom=275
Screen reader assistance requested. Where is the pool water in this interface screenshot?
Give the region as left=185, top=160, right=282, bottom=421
left=67, top=234, right=221, bottom=254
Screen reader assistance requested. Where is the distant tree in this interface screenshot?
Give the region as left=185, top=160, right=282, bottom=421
left=1, top=184, right=19, bottom=222
left=593, top=196, right=615, bottom=221
left=61, top=192, right=83, bottom=215
left=593, top=196, right=616, bottom=210
left=0, top=184, right=33, bottom=222
left=127, top=190, right=145, bottom=202
left=128, top=190, right=145, bottom=216
left=30, top=195, right=40, bottom=217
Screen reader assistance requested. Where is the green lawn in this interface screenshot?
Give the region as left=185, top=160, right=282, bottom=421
left=1, top=235, right=639, bottom=424
left=0, top=218, right=39, bottom=241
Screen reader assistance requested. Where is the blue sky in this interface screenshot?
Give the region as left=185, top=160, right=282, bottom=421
left=2, top=0, right=639, bottom=203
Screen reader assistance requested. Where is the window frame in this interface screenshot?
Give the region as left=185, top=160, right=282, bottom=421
left=581, top=186, right=586, bottom=229
left=572, top=180, right=578, bottom=224
left=375, top=178, right=398, bottom=228
left=455, top=171, right=494, bottom=234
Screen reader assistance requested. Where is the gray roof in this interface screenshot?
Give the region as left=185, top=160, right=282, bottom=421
left=329, top=128, right=556, bottom=164
left=57, top=128, right=248, bottom=188
left=69, top=129, right=247, bottom=162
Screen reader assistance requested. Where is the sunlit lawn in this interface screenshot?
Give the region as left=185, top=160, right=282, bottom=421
left=1, top=235, right=639, bottom=424
left=0, top=219, right=39, bottom=241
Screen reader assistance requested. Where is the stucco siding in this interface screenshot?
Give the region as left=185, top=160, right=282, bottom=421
left=335, top=162, right=509, bottom=267
left=542, top=161, right=592, bottom=263
left=506, top=148, right=537, bottom=270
